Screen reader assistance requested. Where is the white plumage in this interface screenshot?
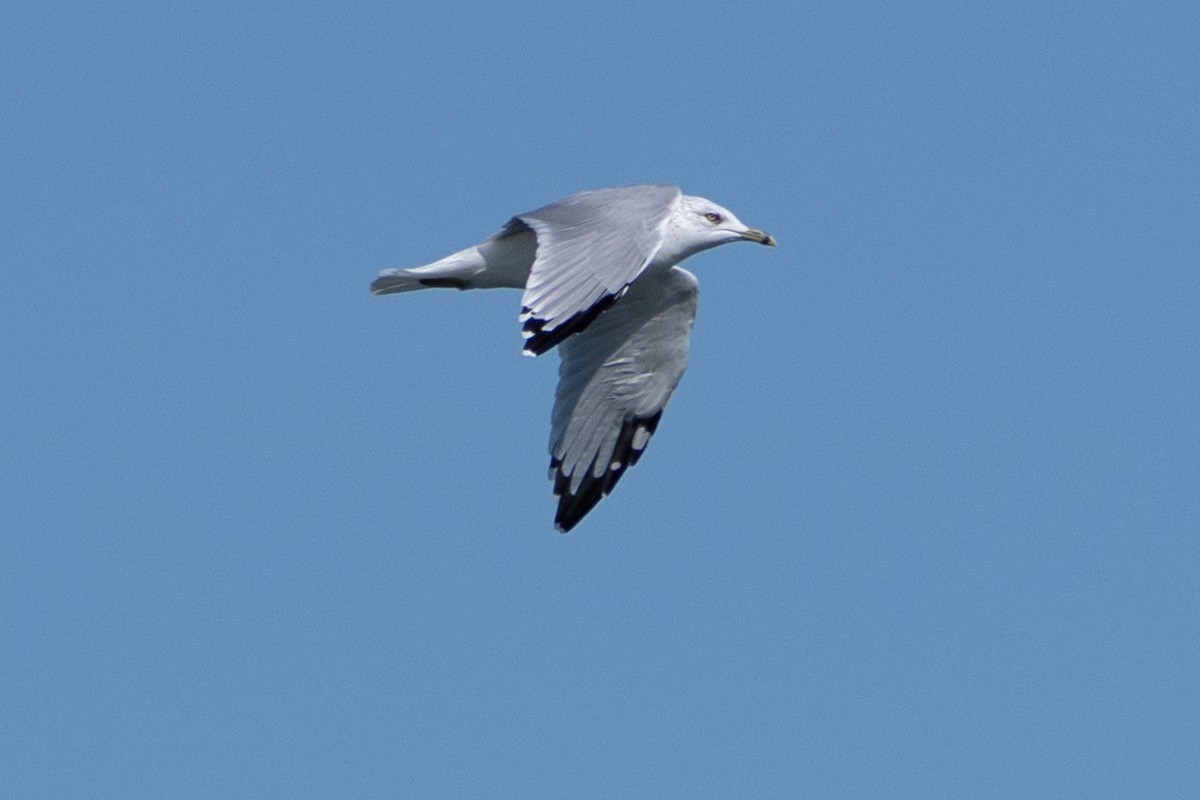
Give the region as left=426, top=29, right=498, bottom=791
left=371, top=184, right=775, bottom=532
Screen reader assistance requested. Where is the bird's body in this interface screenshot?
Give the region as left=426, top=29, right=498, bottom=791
left=372, top=184, right=775, bottom=532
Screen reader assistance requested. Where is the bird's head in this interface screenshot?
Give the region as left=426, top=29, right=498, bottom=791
left=663, top=194, right=777, bottom=263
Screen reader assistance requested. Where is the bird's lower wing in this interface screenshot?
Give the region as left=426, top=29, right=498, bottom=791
left=549, top=266, right=700, bottom=532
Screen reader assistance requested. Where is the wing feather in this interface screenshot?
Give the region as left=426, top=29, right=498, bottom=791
left=548, top=266, right=700, bottom=532
left=516, top=184, right=681, bottom=355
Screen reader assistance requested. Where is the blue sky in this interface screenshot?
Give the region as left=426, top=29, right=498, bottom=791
left=2, top=2, right=1197, bottom=797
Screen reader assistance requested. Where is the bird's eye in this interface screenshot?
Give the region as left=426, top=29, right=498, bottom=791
left=704, top=212, right=723, bottom=223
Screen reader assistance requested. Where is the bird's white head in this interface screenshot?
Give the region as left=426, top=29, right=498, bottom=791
left=658, top=194, right=777, bottom=266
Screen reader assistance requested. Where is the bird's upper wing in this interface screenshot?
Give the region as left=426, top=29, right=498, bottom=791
left=549, top=265, right=699, bottom=532
left=514, top=184, right=681, bottom=355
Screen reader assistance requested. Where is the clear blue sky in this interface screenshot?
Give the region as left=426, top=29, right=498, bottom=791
left=3, top=2, right=1197, bottom=797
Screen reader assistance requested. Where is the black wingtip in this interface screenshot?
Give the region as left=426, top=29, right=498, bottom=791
left=521, top=291, right=622, bottom=355
left=552, top=476, right=603, bottom=533
left=549, top=411, right=664, bottom=533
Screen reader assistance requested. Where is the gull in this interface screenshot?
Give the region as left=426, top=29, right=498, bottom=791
left=371, top=184, right=776, bottom=532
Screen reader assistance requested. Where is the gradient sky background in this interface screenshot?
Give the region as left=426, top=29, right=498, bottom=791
left=3, top=2, right=1198, bottom=797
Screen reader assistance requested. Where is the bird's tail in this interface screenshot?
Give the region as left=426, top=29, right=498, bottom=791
left=370, top=246, right=486, bottom=295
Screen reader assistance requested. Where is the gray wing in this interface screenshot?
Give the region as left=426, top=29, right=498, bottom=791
left=549, top=265, right=700, bottom=532
left=515, top=184, right=681, bottom=355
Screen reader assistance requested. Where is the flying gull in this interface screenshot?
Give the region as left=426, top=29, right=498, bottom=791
left=371, top=184, right=776, bottom=532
